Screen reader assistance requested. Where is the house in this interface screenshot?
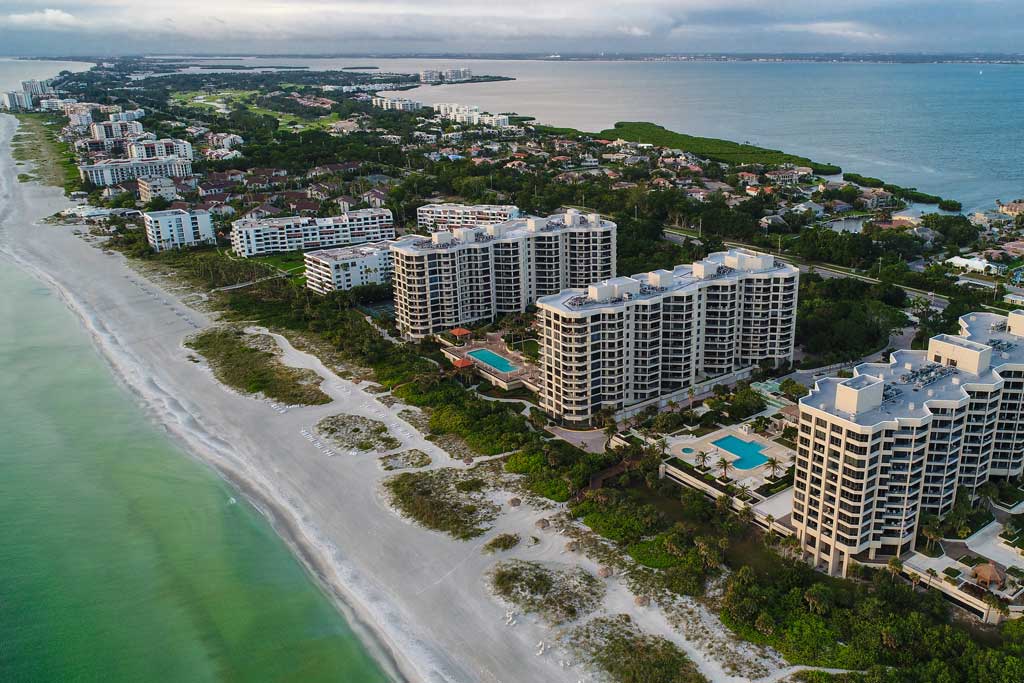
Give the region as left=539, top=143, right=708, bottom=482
left=289, top=199, right=321, bottom=214
left=612, top=181, right=638, bottom=190
left=360, top=188, right=387, bottom=208
left=765, top=168, right=799, bottom=185
left=945, top=255, right=1007, bottom=275
left=759, top=215, right=788, bottom=230
left=249, top=167, right=287, bottom=178
left=196, top=201, right=236, bottom=217
left=737, top=171, right=760, bottom=186
left=650, top=177, right=673, bottom=190
left=792, top=201, right=825, bottom=217
left=306, top=183, right=335, bottom=201
left=307, top=162, right=360, bottom=178
left=243, top=204, right=280, bottom=220
left=335, top=195, right=356, bottom=212
left=504, top=160, right=528, bottom=171
left=199, top=181, right=234, bottom=197
left=859, top=188, right=895, bottom=209
left=686, top=187, right=712, bottom=202
left=997, top=200, right=1024, bottom=218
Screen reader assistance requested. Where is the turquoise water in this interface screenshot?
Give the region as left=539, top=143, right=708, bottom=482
left=0, top=262, right=391, bottom=681
left=713, top=435, right=770, bottom=470
left=468, top=348, right=518, bottom=373
left=681, top=447, right=695, bottom=454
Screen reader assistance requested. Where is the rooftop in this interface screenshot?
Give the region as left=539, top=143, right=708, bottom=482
left=390, top=209, right=614, bottom=254
left=304, top=241, right=392, bottom=262
left=803, top=311, right=1024, bottom=426
left=537, top=248, right=796, bottom=314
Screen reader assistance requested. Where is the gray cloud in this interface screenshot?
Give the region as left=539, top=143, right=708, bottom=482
left=0, top=1, right=1021, bottom=55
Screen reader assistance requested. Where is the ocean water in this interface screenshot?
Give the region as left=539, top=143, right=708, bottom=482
left=0, top=261, right=391, bottom=682
left=191, top=56, right=1020, bottom=215
left=0, top=59, right=389, bottom=682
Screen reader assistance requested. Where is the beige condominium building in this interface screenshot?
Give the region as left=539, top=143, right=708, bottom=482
left=390, top=209, right=616, bottom=338
left=795, top=310, right=1024, bottom=576
left=416, top=203, right=520, bottom=231
left=536, top=248, right=798, bottom=426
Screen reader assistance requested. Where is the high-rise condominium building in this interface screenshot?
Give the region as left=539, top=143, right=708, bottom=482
left=127, top=138, right=194, bottom=161
left=536, top=248, right=798, bottom=426
left=416, top=203, right=521, bottom=231
left=795, top=310, right=1024, bottom=576
left=304, top=242, right=394, bottom=294
left=230, top=209, right=395, bottom=257
left=144, top=209, right=215, bottom=252
left=78, top=157, right=192, bottom=187
left=390, top=210, right=616, bottom=339
left=90, top=120, right=144, bottom=140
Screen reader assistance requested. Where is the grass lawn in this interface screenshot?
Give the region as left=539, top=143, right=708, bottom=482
left=171, top=89, right=343, bottom=132
left=507, top=338, right=539, bottom=358
left=250, top=250, right=308, bottom=272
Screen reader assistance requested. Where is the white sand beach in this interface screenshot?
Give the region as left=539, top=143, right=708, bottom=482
left=0, top=112, right=824, bottom=683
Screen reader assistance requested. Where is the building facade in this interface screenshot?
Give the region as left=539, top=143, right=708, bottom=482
left=78, top=157, right=193, bottom=187
left=391, top=210, right=616, bottom=338
left=416, top=203, right=521, bottom=231
left=143, top=209, right=215, bottom=252
left=536, top=249, right=799, bottom=426
left=127, top=138, right=194, bottom=161
left=138, top=177, right=179, bottom=203
left=90, top=120, right=144, bottom=140
left=795, top=310, right=1024, bottom=576
left=230, top=209, right=395, bottom=257
left=304, top=242, right=394, bottom=294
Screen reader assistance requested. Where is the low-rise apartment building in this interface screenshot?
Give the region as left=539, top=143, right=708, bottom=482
left=304, top=242, right=394, bottom=294
left=78, top=157, right=193, bottom=187
left=230, top=209, right=395, bottom=257
left=143, top=209, right=214, bottom=252
left=795, top=310, right=1024, bottom=576
left=416, top=203, right=521, bottom=231
left=370, top=97, right=422, bottom=111
left=138, top=176, right=179, bottom=203
left=391, top=210, right=616, bottom=338
left=127, top=138, right=194, bottom=161
left=536, top=249, right=799, bottom=426
left=90, top=120, right=144, bottom=140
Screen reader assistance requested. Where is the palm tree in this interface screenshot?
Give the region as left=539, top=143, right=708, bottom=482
left=887, top=557, right=904, bottom=583
left=736, top=482, right=751, bottom=501
left=687, top=386, right=696, bottom=409
left=764, top=513, right=776, bottom=537
left=926, top=567, right=938, bottom=588
left=922, top=523, right=941, bottom=554
left=695, top=450, right=710, bottom=470
left=717, top=456, right=732, bottom=481
left=764, top=456, right=782, bottom=480
left=910, top=572, right=921, bottom=591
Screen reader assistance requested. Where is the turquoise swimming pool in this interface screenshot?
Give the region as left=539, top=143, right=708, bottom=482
left=713, top=435, right=769, bottom=470
left=468, top=348, right=519, bottom=373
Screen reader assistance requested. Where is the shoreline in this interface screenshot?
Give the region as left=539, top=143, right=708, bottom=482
left=0, top=111, right=585, bottom=683
left=0, top=116, right=414, bottom=683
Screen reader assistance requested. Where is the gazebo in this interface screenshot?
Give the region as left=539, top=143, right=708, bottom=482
left=973, top=562, right=1006, bottom=589
left=450, top=328, right=472, bottom=345
left=453, top=358, right=474, bottom=370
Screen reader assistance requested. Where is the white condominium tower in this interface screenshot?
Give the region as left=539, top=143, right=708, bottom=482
left=536, top=249, right=798, bottom=426
left=795, top=310, right=1024, bottom=577
left=143, top=209, right=214, bottom=252
left=304, top=242, right=394, bottom=294
left=127, top=138, right=194, bottom=161
left=416, top=203, right=521, bottom=231
left=78, top=157, right=192, bottom=186
left=390, top=210, right=616, bottom=338
left=230, top=210, right=395, bottom=257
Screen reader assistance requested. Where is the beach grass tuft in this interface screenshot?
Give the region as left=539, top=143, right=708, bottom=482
left=186, top=327, right=330, bottom=405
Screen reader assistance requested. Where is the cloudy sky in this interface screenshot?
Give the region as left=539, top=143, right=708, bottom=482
left=1, top=1, right=1022, bottom=56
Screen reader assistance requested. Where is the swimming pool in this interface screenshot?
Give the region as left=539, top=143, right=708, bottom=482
left=681, top=447, right=695, bottom=454
left=467, top=348, right=519, bottom=373
left=712, top=435, right=770, bottom=470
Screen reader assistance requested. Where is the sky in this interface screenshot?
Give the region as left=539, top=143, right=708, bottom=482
left=1, top=1, right=1023, bottom=56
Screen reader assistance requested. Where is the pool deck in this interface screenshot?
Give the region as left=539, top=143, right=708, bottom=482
left=665, top=424, right=795, bottom=493
left=441, top=334, right=541, bottom=392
